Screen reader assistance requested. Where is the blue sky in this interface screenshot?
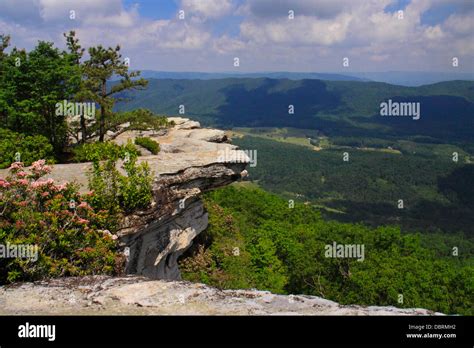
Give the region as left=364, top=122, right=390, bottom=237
left=123, top=0, right=178, bottom=20
left=0, top=0, right=472, bottom=73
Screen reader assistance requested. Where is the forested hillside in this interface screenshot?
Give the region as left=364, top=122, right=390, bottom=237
left=179, top=186, right=474, bottom=315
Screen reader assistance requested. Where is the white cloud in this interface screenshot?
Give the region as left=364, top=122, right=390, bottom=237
left=181, top=0, right=234, bottom=20
left=240, top=13, right=352, bottom=46
left=241, top=0, right=362, bottom=19
left=1, top=0, right=211, bottom=51
left=424, top=25, right=445, bottom=40
left=234, top=0, right=474, bottom=71
left=0, top=0, right=472, bottom=72
left=444, top=13, right=474, bottom=35
left=212, top=35, right=246, bottom=54
left=39, top=0, right=123, bottom=23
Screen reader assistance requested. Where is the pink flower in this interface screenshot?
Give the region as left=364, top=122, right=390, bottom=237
left=31, top=160, right=52, bottom=177
left=17, top=179, right=28, bottom=186
left=32, top=159, right=46, bottom=167
left=17, top=171, right=28, bottom=178
left=18, top=201, right=28, bottom=207
left=77, top=201, right=91, bottom=210
left=31, top=179, right=54, bottom=188
left=76, top=218, right=89, bottom=225
left=31, top=181, right=44, bottom=188
left=55, top=182, right=68, bottom=191
left=0, top=178, right=10, bottom=188
left=9, top=162, right=23, bottom=170
left=41, top=192, right=49, bottom=197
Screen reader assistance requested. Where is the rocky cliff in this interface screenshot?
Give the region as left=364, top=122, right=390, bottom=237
left=0, top=117, right=249, bottom=281
left=112, top=117, right=249, bottom=280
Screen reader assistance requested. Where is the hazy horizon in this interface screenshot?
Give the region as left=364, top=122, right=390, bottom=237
left=133, top=69, right=474, bottom=86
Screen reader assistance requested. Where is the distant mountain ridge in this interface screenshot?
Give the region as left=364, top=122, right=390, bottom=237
left=138, top=70, right=366, bottom=82
left=346, top=71, right=474, bottom=87
left=137, top=70, right=474, bottom=86
left=115, top=78, right=474, bottom=144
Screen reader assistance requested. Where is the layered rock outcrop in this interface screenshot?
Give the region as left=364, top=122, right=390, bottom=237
left=112, top=117, right=249, bottom=280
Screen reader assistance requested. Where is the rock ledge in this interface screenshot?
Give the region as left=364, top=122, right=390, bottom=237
left=0, top=276, right=443, bottom=315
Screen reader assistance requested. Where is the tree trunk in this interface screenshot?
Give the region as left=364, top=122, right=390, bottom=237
left=80, top=114, right=86, bottom=143
left=99, top=80, right=107, bottom=142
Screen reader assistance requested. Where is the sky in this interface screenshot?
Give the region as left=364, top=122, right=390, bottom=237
left=0, top=0, right=473, bottom=73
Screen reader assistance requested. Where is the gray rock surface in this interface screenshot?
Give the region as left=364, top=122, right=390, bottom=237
left=0, top=276, right=443, bottom=315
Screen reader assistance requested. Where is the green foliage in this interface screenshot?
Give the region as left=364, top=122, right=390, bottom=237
left=232, top=135, right=474, bottom=235
left=112, top=109, right=171, bottom=131
left=72, top=140, right=140, bottom=163
left=0, top=128, right=55, bottom=169
left=0, top=161, right=123, bottom=284
left=180, top=186, right=474, bottom=315
left=180, top=200, right=287, bottom=292
left=83, top=44, right=148, bottom=141
left=330, top=136, right=396, bottom=149
left=135, top=137, right=160, bottom=155
left=0, top=34, right=9, bottom=60
left=0, top=33, right=150, bottom=151
left=118, top=159, right=153, bottom=212
left=0, top=41, right=81, bottom=153
left=87, top=150, right=153, bottom=214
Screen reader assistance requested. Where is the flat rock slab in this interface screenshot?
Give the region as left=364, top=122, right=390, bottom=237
left=0, top=276, right=443, bottom=315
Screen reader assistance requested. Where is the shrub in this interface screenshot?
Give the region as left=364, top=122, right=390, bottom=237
left=111, top=109, right=172, bottom=131
left=72, top=140, right=140, bottom=163
left=0, top=128, right=55, bottom=169
left=0, top=160, right=124, bottom=284
left=135, top=137, right=160, bottom=155
left=88, top=150, right=153, bottom=214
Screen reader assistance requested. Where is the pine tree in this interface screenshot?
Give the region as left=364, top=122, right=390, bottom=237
left=83, top=44, right=147, bottom=141
left=64, top=31, right=90, bottom=143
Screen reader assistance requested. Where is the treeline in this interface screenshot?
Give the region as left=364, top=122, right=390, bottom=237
left=179, top=186, right=474, bottom=315
left=329, top=136, right=395, bottom=149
